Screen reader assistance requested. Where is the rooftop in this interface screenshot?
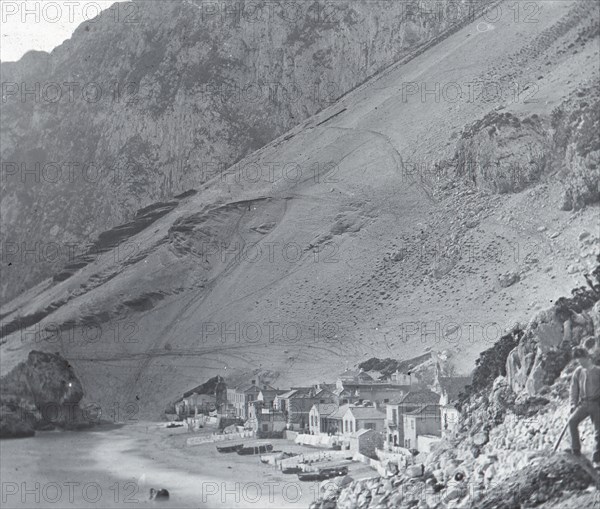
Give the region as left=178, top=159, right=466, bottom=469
left=346, top=406, right=386, bottom=420
left=405, top=404, right=440, bottom=416
left=312, top=403, right=339, bottom=417
left=338, top=368, right=374, bottom=383
left=328, top=404, right=351, bottom=420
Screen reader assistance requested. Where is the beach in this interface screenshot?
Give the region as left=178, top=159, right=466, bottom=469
left=1, top=423, right=377, bottom=508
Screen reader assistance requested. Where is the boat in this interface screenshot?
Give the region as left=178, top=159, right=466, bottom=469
left=282, top=466, right=303, bottom=474
left=236, top=443, right=273, bottom=455
left=216, top=443, right=243, bottom=453
left=298, top=466, right=348, bottom=481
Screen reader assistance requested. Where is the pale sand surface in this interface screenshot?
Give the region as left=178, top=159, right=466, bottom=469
left=1, top=423, right=378, bottom=508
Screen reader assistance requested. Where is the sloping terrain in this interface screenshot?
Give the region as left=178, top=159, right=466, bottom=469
left=0, top=0, right=491, bottom=303
left=1, top=0, right=598, bottom=418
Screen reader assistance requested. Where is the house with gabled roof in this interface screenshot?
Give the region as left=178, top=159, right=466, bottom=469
left=320, top=403, right=350, bottom=436
left=342, top=405, right=386, bottom=435
left=403, top=404, right=441, bottom=451
left=429, top=363, right=472, bottom=436
left=309, top=402, right=339, bottom=435
left=336, top=368, right=375, bottom=388
left=226, top=379, right=276, bottom=420
left=257, top=388, right=287, bottom=410
left=274, top=386, right=336, bottom=431
left=385, top=389, right=441, bottom=449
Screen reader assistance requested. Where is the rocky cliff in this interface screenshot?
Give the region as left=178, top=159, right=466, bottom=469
left=0, top=0, right=490, bottom=304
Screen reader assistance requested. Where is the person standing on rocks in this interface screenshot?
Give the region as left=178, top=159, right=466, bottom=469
left=583, top=336, right=600, bottom=366
left=566, top=348, right=600, bottom=467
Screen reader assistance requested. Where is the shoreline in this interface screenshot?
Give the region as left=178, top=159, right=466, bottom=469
left=1, top=422, right=376, bottom=508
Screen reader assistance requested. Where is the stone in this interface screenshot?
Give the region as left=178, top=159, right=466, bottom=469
left=473, top=432, right=489, bottom=446
left=579, top=231, right=590, bottom=241
left=498, top=271, right=519, bottom=288
left=407, top=464, right=424, bottom=478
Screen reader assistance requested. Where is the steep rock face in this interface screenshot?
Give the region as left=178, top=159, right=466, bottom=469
left=0, top=0, right=489, bottom=303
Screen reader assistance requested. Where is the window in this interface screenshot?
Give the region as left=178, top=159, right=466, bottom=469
left=365, top=422, right=375, bottom=430
left=384, top=399, right=389, bottom=403
left=392, top=409, right=397, bottom=424
left=351, top=421, right=354, bottom=432
left=262, top=424, right=269, bottom=432
left=411, top=420, right=414, bottom=429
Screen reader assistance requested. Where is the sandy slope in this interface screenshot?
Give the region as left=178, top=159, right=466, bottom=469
left=1, top=0, right=598, bottom=416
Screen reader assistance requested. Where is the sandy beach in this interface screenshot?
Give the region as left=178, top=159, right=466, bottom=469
left=1, top=423, right=377, bottom=509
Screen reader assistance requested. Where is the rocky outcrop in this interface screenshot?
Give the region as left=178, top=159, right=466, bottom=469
left=0, top=350, right=87, bottom=437
left=551, top=83, right=600, bottom=211
left=445, top=79, right=599, bottom=212
left=505, top=255, right=600, bottom=397
left=451, top=111, right=550, bottom=194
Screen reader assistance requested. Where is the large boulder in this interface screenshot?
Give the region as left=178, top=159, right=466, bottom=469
left=0, top=351, right=85, bottom=436
left=526, top=308, right=564, bottom=353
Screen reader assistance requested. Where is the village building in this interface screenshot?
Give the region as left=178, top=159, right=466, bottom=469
left=349, top=428, right=384, bottom=458
left=174, top=377, right=226, bottom=417
left=273, top=386, right=336, bottom=431
left=385, top=389, right=441, bottom=449
left=321, top=403, right=350, bottom=435
left=257, top=388, right=287, bottom=410
left=309, top=402, right=340, bottom=434
left=402, top=404, right=441, bottom=450
left=342, top=404, right=386, bottom=435
left=336, top=368, right=376, bottom=387
left=226, top=379, right=276, bottom=420
left=429, top=363, right=471, bottom=436
left=247, top=401, right=287, bottom=436
left=389, top=369, right=420, bottom=385
left=335, top=368, right=421, bottom=407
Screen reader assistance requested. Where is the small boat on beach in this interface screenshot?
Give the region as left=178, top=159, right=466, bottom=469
left=236, top=443, right=273, bottom=455
left=216, top=443, right=243, bottom=453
